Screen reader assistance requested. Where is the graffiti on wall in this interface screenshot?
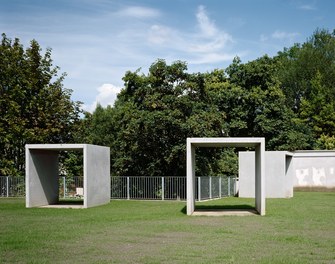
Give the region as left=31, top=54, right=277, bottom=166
left=295, top=167, right=334, bottom=186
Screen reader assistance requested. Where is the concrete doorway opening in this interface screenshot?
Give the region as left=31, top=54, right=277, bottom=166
left=186, top=138, right=265, bottom=216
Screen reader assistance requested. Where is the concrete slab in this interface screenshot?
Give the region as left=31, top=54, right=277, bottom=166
left=40, top=205, right=84, bottom=209
left=192, top=209, right=258, bottom=216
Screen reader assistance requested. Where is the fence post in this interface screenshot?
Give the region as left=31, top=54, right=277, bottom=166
left=233, top=177, right=238, bottom=196
left=127, top=176, right=130, bottom=200
left=63, top=176, right=66, bottom=199
left=198, top=177, right=201, bottom=201
left=228, top=177, right=231, bottom=196
left=6, top=176, right=9, bottom=197
left=219, top=176, right=222, bottom=198
left=161, top=177, right=165, bottom=200
left=209, top=176, right=212, bottom=199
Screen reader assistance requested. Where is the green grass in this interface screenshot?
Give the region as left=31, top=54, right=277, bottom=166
left=1, top=192, right=334, bottom=263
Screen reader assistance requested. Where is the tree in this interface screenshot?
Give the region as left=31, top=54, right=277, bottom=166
left=276, top=28, right=335, bottom=145
left=223, top=55, right=312, bottom=150
left=277, top=29, right=335, bottom=108
left=84, top=55, right=315, bottom=178
left=85, top=60, right=226, bottom=176
left=0, top=34, right=82, bottom=176
left=300, top=71, right=335, bottom=139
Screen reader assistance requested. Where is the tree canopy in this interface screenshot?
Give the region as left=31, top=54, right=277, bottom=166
left=0, top=34, right=82, bottom=176
left=276, top=28, right=335, bottom=148
left=2, top=28, right=335, bottom=177
left=80, top=29, right=334, bottom=176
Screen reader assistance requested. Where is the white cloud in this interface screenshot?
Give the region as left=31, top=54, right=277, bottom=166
left=148, top=25, right=175, bottom=44
left=298, top=4, right=316, bottom=10
left=196, top=5, right=218, bottom=37
left=82, top=83, right=122, bottom=113
left=190, top=52, right=235, bottom=64
left=260, top=34, right=268, bottom=42
left=117, top=6, right=160, bottom=18
left=271, top=30, right=300, bottom=40
left=4, top=2, right=238, bottom=108
left=258, top=31, right=300, bottom=49
left=147, top=5, right=234, bottom=65
left=195, top=5, right=233, bottom=44
left=189, top=34, right=232, bottom=53
left=272, top=31, right=299, bottom=39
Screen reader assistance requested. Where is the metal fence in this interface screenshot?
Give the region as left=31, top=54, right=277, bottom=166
left=59, top=176, right=84, bottom=198
left=111, top=176, right=237, bottom=201
left=0, top=176, right=237, bottom=200
left=0, top=176, right=25, bottom=197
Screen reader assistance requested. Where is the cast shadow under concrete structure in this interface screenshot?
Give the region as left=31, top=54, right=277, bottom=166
left=26, top=144, right=110, bottom=209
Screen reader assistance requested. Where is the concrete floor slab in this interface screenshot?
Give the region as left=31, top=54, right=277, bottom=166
left=39, top=205, right=84, bottom=209
left=192, top=209, right=258, bottom=216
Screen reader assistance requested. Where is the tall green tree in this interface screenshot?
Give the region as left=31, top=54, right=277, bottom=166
left=300, top=72, right=335, bottom=139
left=0, top=34, right=82, bottom=176
left=223, top=55, right=312, bottom=150
left=86, top=60, right=225, bottom=176
left=278, top=29, right=335, bottom=110
left=277, top=28, right=335, bottom=147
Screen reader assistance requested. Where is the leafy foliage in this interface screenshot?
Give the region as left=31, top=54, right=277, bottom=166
left=2, top=28, right=335, bottom=177
left=0, top=34, right=82, bottom=175
left=83, top=50, right=320, bottom=176
left=84, top=60, right=226, bottom=176
left=276, top=29, right=335, bottom=147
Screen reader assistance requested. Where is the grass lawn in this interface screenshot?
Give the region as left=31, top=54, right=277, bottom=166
left=1, top=192, right=334, bottom=263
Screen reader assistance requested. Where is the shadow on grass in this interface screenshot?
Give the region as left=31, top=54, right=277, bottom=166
left=57, top=199, right=84, bottom=205
left=196, top=204, right=254, bottom=211
left=180, top=204, right=255, bottom=214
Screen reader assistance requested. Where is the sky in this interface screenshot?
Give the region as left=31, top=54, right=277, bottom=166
left=1, top=0, right=334, bottom=112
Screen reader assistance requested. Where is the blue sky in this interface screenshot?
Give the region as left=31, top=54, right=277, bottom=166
left=1, top=0, right=334, bottom=112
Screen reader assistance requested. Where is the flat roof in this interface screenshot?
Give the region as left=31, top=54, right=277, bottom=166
left=25, top=144, right=108, bottom=151
left=294, top=150, right=335, bottom=157
left=187, top=137, right=264, bottom=148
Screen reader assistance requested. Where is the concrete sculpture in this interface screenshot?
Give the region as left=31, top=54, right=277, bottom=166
left=186, top=137, right=266, bottom=216
left=26, top=144, right=110, bottom=208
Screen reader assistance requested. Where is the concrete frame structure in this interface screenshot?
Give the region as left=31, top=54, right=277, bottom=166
left=26, top=144, right=110, bottom=208
left=187, top=137, right=265, bottom=216
left=239, top=151, right=294, bottom=198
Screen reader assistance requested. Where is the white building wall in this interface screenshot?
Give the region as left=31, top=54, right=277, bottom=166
left=293, top=151, right=335, bottom=189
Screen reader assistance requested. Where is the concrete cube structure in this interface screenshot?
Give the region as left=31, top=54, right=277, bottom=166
left=239, top=151, right=294, bottom=198
left=187, top=137, right=265, bottom=216
left=26, top=144, right=110, bottom=208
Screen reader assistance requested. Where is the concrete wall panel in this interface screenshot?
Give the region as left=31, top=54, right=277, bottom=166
left=239, top=151, right=293, bottom=198
left=26, top=149, right=59, bottom=207
left=85, top=144, right=110, bottom=208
